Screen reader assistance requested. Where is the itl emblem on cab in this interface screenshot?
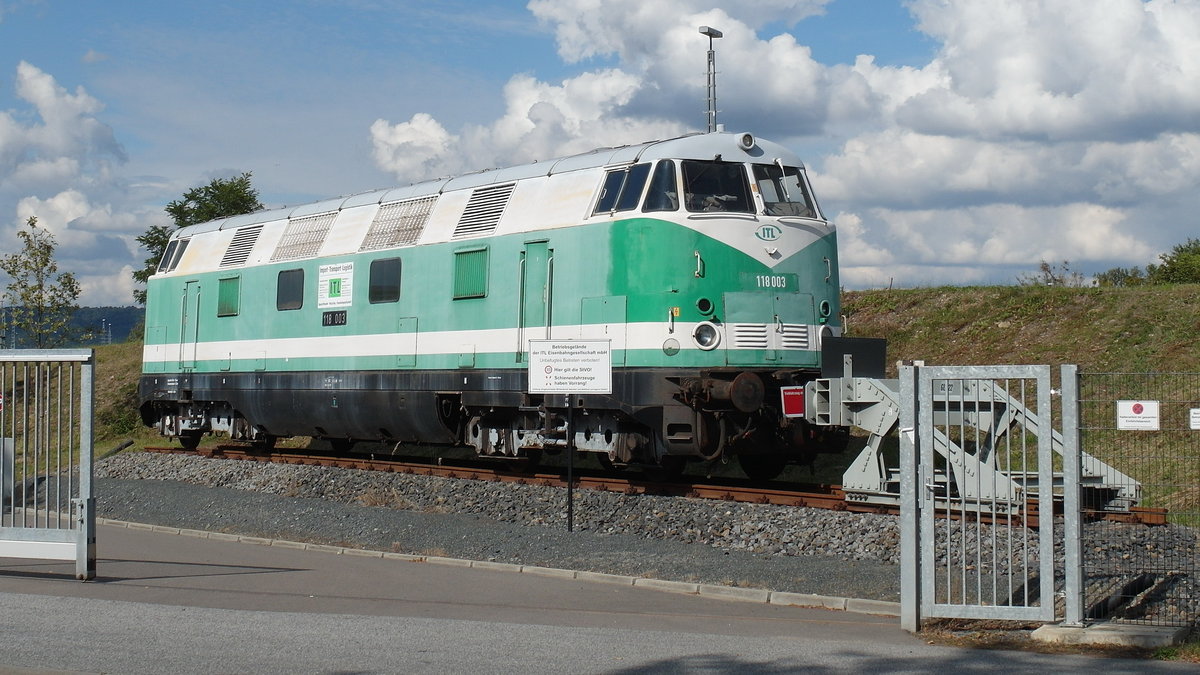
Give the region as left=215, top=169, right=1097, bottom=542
left=755, top=225, right=781, bottom=241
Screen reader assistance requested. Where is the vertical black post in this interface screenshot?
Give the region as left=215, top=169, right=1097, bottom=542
left=566, top=397, right=575, bottom=532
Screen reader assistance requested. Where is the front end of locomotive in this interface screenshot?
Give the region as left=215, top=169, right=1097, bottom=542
left=605, top=131, right=844, bottom=479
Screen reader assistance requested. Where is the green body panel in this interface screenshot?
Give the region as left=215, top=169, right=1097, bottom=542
left=142, top=217, right=840, bottom=376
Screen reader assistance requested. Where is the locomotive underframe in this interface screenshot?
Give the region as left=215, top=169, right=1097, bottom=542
left=139, top=366, right=841, bottom=469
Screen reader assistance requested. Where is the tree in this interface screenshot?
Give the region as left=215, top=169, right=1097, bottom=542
left=132, top=172, right=263, bottom=304
left=1016, top=259, right=1088, bottom=287
left=1146, top=238, right=1200, bottom=284
left=1094, top=266, right=1146, bottom=287
left=0, top=216, right=82, bottom=348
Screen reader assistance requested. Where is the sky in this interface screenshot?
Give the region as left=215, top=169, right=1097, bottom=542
left=1, top=0, right=1198, bottom=306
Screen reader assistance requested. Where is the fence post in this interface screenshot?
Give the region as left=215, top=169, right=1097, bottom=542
left=1060, top=364, right=1083, bottom=626
left=899, top=364, right=921, bottom=632
left=76, top=352, right=96, bottom=580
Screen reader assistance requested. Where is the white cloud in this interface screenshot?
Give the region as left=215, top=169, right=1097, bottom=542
left=370, top=113, right=459, bottom=183
left=897, top=0, right=1200, bottom=141
left=0, top=62, right=142, bottom=306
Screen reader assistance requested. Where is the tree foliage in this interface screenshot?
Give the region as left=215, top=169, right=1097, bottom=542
left=1146, top=238, right=1200, bottom=284
left=0, top=216, right=82, bottom=348
left=1096, top=237, right=1200, bottom=287
left=132, top=172, right=263, bottom=304
left=1094, top=266, right=1146, bottom=287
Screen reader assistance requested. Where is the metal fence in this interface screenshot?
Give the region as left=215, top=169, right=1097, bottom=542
left=1075, top=371, right=1200, bottom=627
left=0, top=349, right=95, bottom=579
left=900, top=365, right=1062, bottom=629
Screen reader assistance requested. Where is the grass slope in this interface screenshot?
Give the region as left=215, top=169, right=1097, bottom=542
left=843, top=285, right=1200, bottom=373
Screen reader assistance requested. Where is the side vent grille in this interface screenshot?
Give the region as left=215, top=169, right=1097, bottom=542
left=730, top=324, right=769, bottom=350
left=360, top=196, right=437, bottom=251
left=778, top=324, right=810, bottom=350
left=272, top=211, right=337, bottom=262
left=452, top=183, right=514, bottom=239
left=219, top=226, right=263, bottom=268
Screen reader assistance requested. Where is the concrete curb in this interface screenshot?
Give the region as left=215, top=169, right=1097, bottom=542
left=97, top=517, right=901, bottom=618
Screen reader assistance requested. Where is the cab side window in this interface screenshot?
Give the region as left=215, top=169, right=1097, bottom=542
left=592, top=163, right=651, bottom=215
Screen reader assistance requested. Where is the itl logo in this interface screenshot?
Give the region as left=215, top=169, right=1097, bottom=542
left=328, top=278, right=342, bottom=298
left=755, top=224, right=782, bottom=241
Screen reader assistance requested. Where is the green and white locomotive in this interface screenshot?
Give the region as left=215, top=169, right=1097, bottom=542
left=139, top=130, right=844, bottom=479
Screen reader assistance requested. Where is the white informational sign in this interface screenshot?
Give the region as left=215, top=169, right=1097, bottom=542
left=1116, top=400, right=1160, bottom=431
left=318, top=262, right=354, bottom=308
left=1190, top=409, right=1200, bottom=431
left=528, top=340, right=612, bottom=394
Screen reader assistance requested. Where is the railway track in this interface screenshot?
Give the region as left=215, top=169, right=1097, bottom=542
left=142, top=445, right=1166, bottom=527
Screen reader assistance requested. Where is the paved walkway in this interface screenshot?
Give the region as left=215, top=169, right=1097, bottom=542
left=0, top=522, right=1191, bottom=673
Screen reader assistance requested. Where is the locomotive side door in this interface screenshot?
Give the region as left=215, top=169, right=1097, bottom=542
left=179, top=280, right=201, bottom=370
left=517, top=241, right=553, bottom=361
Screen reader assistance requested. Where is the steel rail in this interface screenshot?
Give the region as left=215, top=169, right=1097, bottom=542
left=141, top=446, right=1166, bottom=526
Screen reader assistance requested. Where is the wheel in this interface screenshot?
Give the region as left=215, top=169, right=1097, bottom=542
left=329, top=438, right=356, bottom=453
left=179, top=432, right=202, bottom=451
left=738, top=454, right=787, bottom=481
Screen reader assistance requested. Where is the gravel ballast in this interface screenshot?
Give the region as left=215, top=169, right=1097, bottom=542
left=95, top=452, right=902, bottom=602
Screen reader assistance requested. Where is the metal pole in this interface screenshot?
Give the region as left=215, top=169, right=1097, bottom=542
left=1061, top=364, right=1084, bottom=626
left=899, top=364, right=921, bottom=632
left=699, top=26, right=722, bottom=133
left=566, top=398, right=575, bottom=532
left=706, top=43, right=716, bottom=132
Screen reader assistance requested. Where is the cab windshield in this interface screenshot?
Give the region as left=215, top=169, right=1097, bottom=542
left=681, top=160, right=753, bottom=213
left=752, top=163, right=816, bottom=217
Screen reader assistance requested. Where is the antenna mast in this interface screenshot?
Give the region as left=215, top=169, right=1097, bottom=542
left=699, top=26, right=723, bottom=133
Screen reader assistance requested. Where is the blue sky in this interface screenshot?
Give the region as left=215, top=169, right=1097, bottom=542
left=1, top=0, right=1198, bottom=305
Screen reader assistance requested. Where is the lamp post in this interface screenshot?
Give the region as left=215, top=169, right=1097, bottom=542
left=699, top=25, right=723, bottom=133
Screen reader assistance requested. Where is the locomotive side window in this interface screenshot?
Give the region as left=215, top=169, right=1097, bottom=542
left=369, top=257, right=401, bottom=304
left=642, top=160, right=679, bottom=212
left=277, top=268, right=304, bottom=311
left=453, top=247, right=488, bottom=299
left=157, top=239, right=189, bottom=273
left=681, top=160, right=753, bottom=213
left=752, top=163, right=815, bottom=217
left=592, top=163, right=651, bottom=214
left=217, top=276, right=241, bottom=317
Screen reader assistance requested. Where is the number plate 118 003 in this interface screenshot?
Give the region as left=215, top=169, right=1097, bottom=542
left=322, top=310, right=347, bottom=326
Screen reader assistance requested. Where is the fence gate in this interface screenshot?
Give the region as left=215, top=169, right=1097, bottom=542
left=900, top=365, right=1064, bottom=628
left=0, top=349, right=96, bottom=580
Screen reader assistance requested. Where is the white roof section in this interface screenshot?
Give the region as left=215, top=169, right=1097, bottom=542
left=171, top=131, right=807, bottom=240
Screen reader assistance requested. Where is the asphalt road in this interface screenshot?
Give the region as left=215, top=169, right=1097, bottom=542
left=0, top=524, right=1191, bottom=674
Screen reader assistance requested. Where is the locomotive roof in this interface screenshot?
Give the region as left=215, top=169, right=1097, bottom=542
left=174, top=131, right=806, bottom=238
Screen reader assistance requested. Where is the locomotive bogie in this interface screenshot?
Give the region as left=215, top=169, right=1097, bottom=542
left=139, top=131, right=844, bottom=477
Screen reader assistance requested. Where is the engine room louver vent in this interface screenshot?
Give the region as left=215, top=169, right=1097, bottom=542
left=731, top=324, right=769, bottom=350
left=778, top=324, right=810, bottom=350
left=272, top=211, right=337, bottom=262
left=218, top=225, right=264, bottom=268
left=360, top=196, right=438, bottom=251
left=729, top=323, right=810, bottom=351
left=452, top=183, right=515, bottom=239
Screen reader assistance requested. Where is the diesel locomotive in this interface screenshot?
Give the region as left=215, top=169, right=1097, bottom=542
left=139, top=130, right=845, bottom=479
